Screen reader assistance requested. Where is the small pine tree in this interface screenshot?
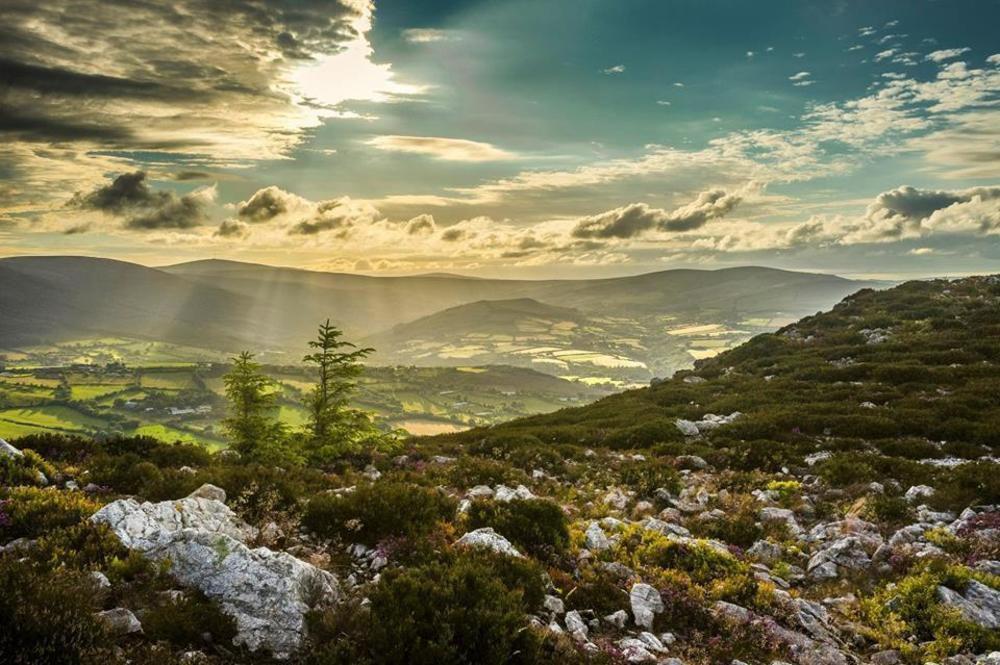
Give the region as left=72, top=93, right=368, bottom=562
left=302, top=320, right=387, bottom=460
left=221, top=351, right=286, bottom=460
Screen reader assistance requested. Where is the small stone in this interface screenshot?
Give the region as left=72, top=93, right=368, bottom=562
left=97, top=607, right=143, bottom=635
left=904, top=485, right=935, bottom=502
left=0, top=438, right=23, bottom=458
left=584, top=522, right=611, bottom=551
left=187, top=483, right=227, bottom=503
left=604, top=609, right=629, bottom=628
left=618, top=638, right=657, bottom=662
left=674, top=419, right=700, bottom=437
left=543, top=594, right=565, bottom=615
left=90, top=571, right=111, bottom=589
left=676, top=455, right=708, bottom=469
left=565, top=610, right=588, bottom=639
left=869, top=650, right=902, bottom=665
left=630, top=583, right=664, bottom=630
left=454, top=528, right=522, bottom=558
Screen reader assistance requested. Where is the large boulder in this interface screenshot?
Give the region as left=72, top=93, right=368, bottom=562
left=91, top=488, right=339, bottom=658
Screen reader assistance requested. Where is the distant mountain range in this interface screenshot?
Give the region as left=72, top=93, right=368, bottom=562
left=0, top=256, right=886, bottom=379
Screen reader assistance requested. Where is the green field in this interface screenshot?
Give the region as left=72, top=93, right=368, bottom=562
left=0, top=405, right=106, bottom=435
left=0, top=347, right=606, bottom=448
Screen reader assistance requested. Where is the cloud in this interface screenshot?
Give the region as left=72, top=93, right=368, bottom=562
left=603, top=65, right=626, bottom=75
left=236, top=186, right=301, bottom=223
left=288, top=197, right=381, bottom=236
left=926, top=48, right=972, bottom=62
left=857, top=185, right=1000, bottom=240
left=404, top=214, right=437, bottom=235
left=124, top=186, right=215, bottom=231
left=571, top=203, right=664, bottom=239
left=906, top=112, right=1000, bottom=179
left=775, top=185, right=1000, bottom=247
left=789, top=71, right=814, bottom=87
left=572, top=189, right=744, bottom=239
left=215, top=219, right=250, bottom=238
left=402, top=28, right=459, bottom=44
left=68, top=171, right=215, bottom=231
left=0, top=0, right=420, bottom=216
left=366, top=135, right=515, bottom=161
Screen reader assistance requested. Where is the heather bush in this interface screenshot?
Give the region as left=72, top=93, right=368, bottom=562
left=0, top=486, right=102, bottom=539
left=465, top=498, right=569, bottom=558
left=303, top=482, right=456, bottom=546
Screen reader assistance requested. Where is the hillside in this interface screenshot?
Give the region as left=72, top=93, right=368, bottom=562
left=438, top=274, right=1000, bottom=452
left=2, top=274, right=998, bottom=665
left=2, top=256, right=881, bottom=380
left=0, top=256, right=259, bottom=349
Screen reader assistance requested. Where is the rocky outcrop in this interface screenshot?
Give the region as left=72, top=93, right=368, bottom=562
left=91, top=486, right=339, bottom=658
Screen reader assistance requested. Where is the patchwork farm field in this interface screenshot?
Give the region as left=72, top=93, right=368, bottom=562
left=0, top=341, right=605, bottom=446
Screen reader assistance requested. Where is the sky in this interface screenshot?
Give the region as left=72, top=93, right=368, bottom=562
left=1, top=0, right=998, bottom=279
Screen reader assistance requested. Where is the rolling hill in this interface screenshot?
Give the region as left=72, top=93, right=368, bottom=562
left=1, top=256, right=882, bottom=379
left=434, top=274, right=1000, bottom=452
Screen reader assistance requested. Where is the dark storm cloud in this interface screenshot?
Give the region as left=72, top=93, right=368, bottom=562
left=69, top=171, right=214, bottom=231
left=572, top=189, right=743, bottom=239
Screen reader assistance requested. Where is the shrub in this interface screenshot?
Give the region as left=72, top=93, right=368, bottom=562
left=466, top=499, right=569, bottom=559
left=0, top=449, right=55, bottom=487
left=862, top=562, right=1000, bottom=659
left=616, top=459, right=681, bottom=499
left=365, top=551, right=543, bottom=664
left=302, top=482, right=456, bottom=546
left=816, top=454, right=878, bottom=487
left=468, top=433, right=568, bottom=473
left=0, top=487, right=102, bottom=539
left=865, top=495, right=914, bottom=529
left=563, top=565, right=629, bottom=616
left=446, top=456, right=525, bottom=488
left=29, top=521, right=130, bottom=572
left=688, top=496, right=763, bottom=549
left=0, top=560, right=110, bottom=664
left=306, top=551, right=545, bottom=665
left=141, top=592, right=237, bottom=649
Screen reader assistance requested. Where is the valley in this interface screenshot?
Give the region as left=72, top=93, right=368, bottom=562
left=0, top=340, right=605, bottom=445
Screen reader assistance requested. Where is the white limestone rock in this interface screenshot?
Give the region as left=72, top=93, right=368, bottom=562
left=454, top=527, right=522, bottom=558
left=91, top=495, right=338, bottom=658
left=630, top=582, right=664, bottom=631
left=584, top=522, right=611, bottom=551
